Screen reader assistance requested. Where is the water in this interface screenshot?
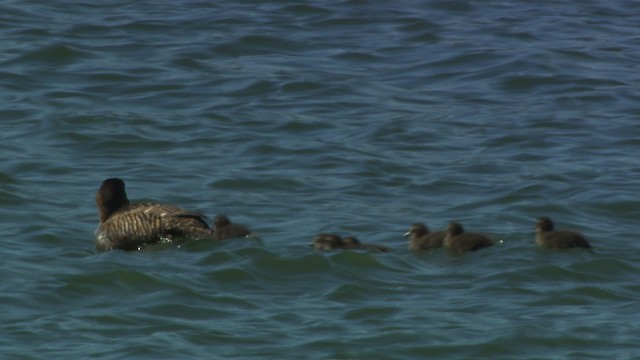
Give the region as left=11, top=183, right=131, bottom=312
left=1, top=0, right=640, bottom=358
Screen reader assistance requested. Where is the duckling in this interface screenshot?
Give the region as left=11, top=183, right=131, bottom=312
left=403, top=223, right=445, bottom=251
left=535, top=217, right=591, bottom=249
left=443, top=222, right=493, bottom=253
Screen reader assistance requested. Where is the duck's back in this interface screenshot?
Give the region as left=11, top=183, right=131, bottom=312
left=446, top=233, right=493, bottom=253
left=537, top=230, right=591, bottom=249
left=96, top=202, right=210, bottom=251
left=356, top=243, right=392, bottom=252
left=411, top=231, right=445, bottom=251
left=211, top=223, right=251, bottom=241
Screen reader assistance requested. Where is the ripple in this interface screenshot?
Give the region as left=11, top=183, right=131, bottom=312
left=213, top=35, right=307, bottom=56
left=2, top=0, right=640, bottom=358
left=5, top=43, right=94, bottom=66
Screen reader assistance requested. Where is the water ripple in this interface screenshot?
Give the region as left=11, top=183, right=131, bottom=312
left=2, top=0, right=640, bottom=358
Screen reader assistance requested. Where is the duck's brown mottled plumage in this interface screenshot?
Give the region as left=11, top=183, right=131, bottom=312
left=95, top=178, right=210, bottom=251
left=403, top=223, right=445, bottom=251
left=535, top=217, right=591, bottom=249
left=443, top=222, right=493, bottom=253
left=310, top=234, right=390, bottom=252
left=210, top=215, right=252, bottom=241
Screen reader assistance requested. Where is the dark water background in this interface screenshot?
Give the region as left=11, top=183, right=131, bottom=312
left=2, top=1, right=640, bottom=358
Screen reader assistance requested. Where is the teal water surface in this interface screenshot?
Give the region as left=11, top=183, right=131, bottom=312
left=1, top=1, right=640, bottom=359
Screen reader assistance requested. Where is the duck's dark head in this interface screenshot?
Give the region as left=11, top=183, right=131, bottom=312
left=342, top=236, right=361, bottom=246
left=96, top=178, right=130, bottom=223
left=447, top=222, right=464, bottom=236
left=213, top=215, right=231, bottom=229
left=310, top=234, right=344, bottom=250
left=404, top=223, right=429, bottom=238
left=536, top=217, right=554, bottom=232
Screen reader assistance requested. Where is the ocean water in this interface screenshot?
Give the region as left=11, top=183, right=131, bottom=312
left=1, top=0, right=640, bottom=358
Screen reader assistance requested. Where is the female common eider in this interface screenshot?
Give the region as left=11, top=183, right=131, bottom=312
left=403, top=223, right=445, bottom=251
left=95, top=178, right=210, bottom=251
left=443, top=222, right=494, bottom=253
left=535, top=217, right=591, bottom=249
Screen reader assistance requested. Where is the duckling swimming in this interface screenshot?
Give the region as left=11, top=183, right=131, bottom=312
left=210, top=214, right=252, bottom=241
left=310, top=234, right=390, bottom=252
left=443, top=222, right=493, bottom=253
left=403, top=223, right=445, bottom=251
left=535, top=217, right=591, bottom=249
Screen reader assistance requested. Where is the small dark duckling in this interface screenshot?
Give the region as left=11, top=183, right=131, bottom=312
left=535, top=217, right=591, bottom=249
left=343, top=236, right=390, bottom=252
left=95, top=178, right=210, bottom=251
left=310, top=234, right=343, bottom=250
left=443, top=222, right=493, bottom=253
left=403, top=223, right=445, bottom=251
left=310, top=234, right=390, bottom=252
left=211, top=214, right=252, bottom=241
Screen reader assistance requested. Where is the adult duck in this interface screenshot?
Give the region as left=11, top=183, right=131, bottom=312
left=95, top=178, right=210, bottom=251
